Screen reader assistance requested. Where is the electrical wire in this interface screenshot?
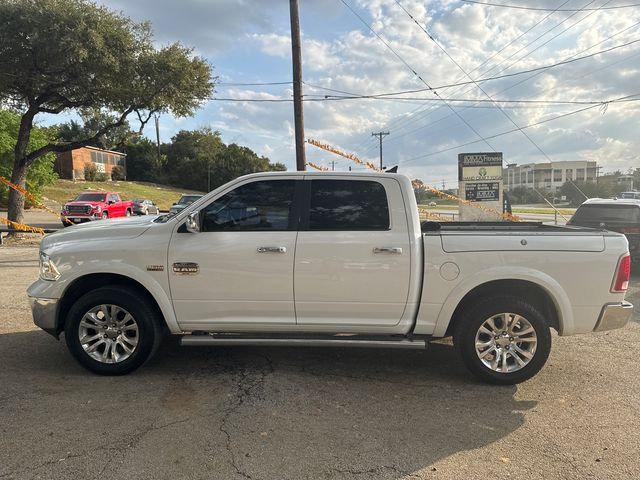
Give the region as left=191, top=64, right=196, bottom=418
left=339, top=0, right=497, bottom=151
left=460, top=0, right=640, bottom=11
left=398, top=93, right=638, bottom=164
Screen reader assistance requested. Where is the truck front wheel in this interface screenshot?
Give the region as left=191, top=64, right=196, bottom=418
left=64, top=286, right=163, bottom=375
left=453, top=295, right=551, bottom=385
left=101, top=211, right=108, bottom=220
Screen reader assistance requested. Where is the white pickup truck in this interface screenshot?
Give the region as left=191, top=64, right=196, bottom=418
left=27, top=172, right=633, bottom=384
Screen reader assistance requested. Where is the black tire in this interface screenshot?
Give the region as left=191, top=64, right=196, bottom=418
left=125, top=209, right=132, bottom=217
left=453, top=295, right=552, bottom=385
left=101, top=211, right=108, bottom=220
left=64, top=286, right=163, bottom=375
left=61, top=220, right=72, bottom=228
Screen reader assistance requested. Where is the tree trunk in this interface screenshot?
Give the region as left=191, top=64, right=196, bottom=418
left=7, top=163, right=28, bottom=226
left=7, top=108, right=36, bottom=229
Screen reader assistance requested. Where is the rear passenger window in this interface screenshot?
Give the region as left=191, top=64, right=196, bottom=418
left=308, top=180, right=390, bottom=231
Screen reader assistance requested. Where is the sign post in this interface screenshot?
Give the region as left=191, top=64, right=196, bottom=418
left=458, top=152, right=504, bottom=221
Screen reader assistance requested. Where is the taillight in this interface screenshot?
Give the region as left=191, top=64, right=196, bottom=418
left=611, top=254, right=631, bottom=293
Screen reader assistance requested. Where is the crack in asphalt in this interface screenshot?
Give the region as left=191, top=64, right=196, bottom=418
left=217, top=353, right=274, bottom=480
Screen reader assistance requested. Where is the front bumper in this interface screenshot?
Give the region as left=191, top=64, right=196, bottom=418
left=593, top=301, right=634, bottom=332
left=28, top=296, right=59, bottom=338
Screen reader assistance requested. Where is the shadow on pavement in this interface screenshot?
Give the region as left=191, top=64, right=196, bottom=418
left=0, top=330, right=536, bottom=479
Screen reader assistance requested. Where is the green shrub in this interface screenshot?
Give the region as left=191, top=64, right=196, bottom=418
left=84, top=163, right=97, bottom=181
left=95, top=172, right=109, bottom=182
left=111, top=165, right=125, bottom=181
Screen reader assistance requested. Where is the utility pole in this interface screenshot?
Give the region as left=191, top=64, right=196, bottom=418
left=371, top=131, right=389, bottom=170
left=289, top=0, right=306, bottom=171
left=154, top=114, right=161, bottom=164
left=331, top=160, right=335, bottom=171
left=442, top=179, right=446, bottom=190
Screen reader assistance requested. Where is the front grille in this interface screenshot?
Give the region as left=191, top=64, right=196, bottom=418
left=66, top=204, right=91, bottom=214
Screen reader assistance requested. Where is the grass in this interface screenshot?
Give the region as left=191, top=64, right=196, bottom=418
left=43, top=180, right=204, bottom=211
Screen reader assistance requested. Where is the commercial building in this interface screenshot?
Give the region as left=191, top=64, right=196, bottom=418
left=55, top=146, right=127, bottom=180
left=504, top=161, right=597, bottom=192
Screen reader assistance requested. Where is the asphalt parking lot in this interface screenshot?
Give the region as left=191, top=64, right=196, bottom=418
left=1, top=245, right=639, bottom=480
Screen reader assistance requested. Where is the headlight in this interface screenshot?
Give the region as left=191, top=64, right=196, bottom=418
left=39, top=252, right=60, bottom=281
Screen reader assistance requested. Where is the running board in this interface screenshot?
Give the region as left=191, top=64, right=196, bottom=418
left=180, top=334, right=427, bottom=350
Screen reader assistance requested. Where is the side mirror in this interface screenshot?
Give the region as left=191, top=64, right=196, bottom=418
left=172, top=202, right=177, bottom=206
left=185, top=211, right=200, bottom=233
left=108, top=200, right=114, bottom=205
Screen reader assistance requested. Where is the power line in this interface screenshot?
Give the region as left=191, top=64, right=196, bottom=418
left=339, top=0, right=496, bottom=151
left=217, top=81, right=292, bottom=86
left=394, top=0, right=596, bottom=200
left=460, top=0, right=640, bottom=11
left=399, top=93, right=638, bottom=165
left=390, top=0, right=609, bottom=138
left=377, top=0, right=630, bottom=147
left=304, top=38, right=640, bottom=100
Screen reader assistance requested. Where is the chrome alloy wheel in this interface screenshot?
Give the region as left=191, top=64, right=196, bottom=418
left=78, top=304, right=139, bottom=364
left=474, top=312, right=538, bottom=373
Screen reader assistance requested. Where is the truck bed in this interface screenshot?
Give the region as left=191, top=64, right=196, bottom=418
left=421, top=221, right=601, bottom=234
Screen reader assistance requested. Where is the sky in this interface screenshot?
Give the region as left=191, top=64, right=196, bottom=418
left=94, top=0, right=639, bottom=188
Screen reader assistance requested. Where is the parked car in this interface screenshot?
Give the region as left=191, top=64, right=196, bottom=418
left=567, top=197, right=640, bottom=262
left=169, top=194, right=202, bottom=215
left=428, top=201, right=437, bottom=207
left=620, top=191, right=640, bottom=200
left=132, top=198, right=159, bottom=216
left=61, top=192, right=133, bottom=227
left=30, top=172, right=632, bottom=384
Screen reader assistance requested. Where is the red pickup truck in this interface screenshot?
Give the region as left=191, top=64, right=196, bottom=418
left=61, top=192, right=133, bottom=227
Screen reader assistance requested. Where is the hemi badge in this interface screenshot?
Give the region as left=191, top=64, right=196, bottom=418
left=146, top=265, right=165, bottom=272
left=172, top=262, right=199, bottom=274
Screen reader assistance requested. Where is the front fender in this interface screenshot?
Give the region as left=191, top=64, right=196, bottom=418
left=28, top=262, right=180, bottom=335
left=431, top=266, right=573, bottom=337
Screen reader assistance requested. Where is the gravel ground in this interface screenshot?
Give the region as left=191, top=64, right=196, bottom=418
left=1, top=245, right=639, bottom=480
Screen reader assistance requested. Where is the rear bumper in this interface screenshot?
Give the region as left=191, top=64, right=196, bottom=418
left=28, top=296, right=60, bottom=338
left=593, top=301, right=634, bottom=332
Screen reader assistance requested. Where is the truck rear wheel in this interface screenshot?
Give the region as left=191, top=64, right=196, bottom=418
left=453, top=295, right=551, bottom=385
left=64, top=286, right=163, bottom=375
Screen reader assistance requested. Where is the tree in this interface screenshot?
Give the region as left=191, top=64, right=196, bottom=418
left=57, top=111, right=134, bottom=151
left=0, top=0, right=214, bottom=224
left=558, top=181, right=613, bottom=206
left=0, top=109, right=57, bottom=208
left=162, top=128, right=286, bottom=192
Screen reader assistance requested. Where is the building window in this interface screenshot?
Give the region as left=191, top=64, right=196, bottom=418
left=553, top=169, right=562, bottom=182
left=566, top=169, right=573, bottom=181
left=576, top=168, right=585, bottom=181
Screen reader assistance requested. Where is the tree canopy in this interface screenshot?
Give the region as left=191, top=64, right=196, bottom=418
left=0, top=0, right=214, bottom=224
left=124, top=127, right=286, bottom=192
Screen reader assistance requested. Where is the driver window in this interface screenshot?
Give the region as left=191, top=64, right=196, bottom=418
left=201, top=180, right=295, bottom=232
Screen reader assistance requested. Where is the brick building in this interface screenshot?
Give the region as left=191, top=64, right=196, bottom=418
left=55, top=146, right=127, bottom=180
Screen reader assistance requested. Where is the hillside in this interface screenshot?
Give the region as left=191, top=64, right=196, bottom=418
left=43, top=180, right=204, bottom=211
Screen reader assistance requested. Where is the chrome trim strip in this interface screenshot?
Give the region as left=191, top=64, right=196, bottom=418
left=181, top=336, right=426, bottom=349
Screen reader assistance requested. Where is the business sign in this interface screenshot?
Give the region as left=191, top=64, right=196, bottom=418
left=458, top=152, right=503, bottom=181
left=464, top=182, right=500, bottom=202
left=461, top=165, right=503, bottom=181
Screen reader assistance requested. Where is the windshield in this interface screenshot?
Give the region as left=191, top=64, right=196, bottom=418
left=73, top=193, right=106, bottom=202
left=572, top=204, right=640, bottom=224
left=177, top=195, right=201, bottom=204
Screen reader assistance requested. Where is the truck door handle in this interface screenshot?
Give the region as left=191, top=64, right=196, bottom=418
left=257, top=246, right=287, bottom=253
left=373, top=247, right=403, bottom=254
